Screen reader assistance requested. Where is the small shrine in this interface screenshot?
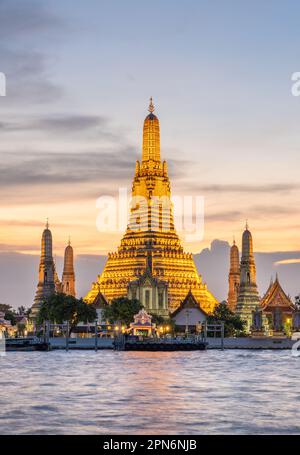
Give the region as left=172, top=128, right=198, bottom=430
left=261, top=275, right=296, bottom=337
left=129, top=309, right=156, bottom=337
left=171, top=290, right=207, bottom=334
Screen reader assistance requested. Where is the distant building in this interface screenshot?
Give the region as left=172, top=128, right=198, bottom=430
left=0, top=311, right=15, bottom=336
left=261, top=275, right=296, bottom=333
left=62, top=240, right=76, bottom=297
left=171, top=291, right=207, bottom=333
left=236, top=223, right=261, bottom=331
left=31, top=224, right=76, bottom=320
left=31, top=221, right=59, bottom=319
left=227, top=240, right=240, bottom=311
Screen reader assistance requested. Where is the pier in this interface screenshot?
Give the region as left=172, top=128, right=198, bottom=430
left=113, top=335, right=208, bottom=351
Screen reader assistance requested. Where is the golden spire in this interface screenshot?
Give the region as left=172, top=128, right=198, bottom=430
left=148, top=97, right=155, bottom=113
left=142, top=97, right=160, bottom=162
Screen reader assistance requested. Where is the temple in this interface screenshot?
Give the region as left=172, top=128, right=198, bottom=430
left=236, top=223, right=261, bottom=330
left=85, top=99, right=218, bottom=315
left=260, top=275, right=296, bottom=334
left=62, top=239, right=76, bottom=297
left=31, top=221, right=60, bottom=319
left=227, top=239, right=240, bottom=312
left=31, top=225, right=76, bottom=319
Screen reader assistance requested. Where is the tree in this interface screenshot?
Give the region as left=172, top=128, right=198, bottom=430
left=0, top=303, right=17, bottom=326
left=102, top=297, right=143, bottom=326
left=149, top=313, right=165, bottom=326
left=17, top=306, right=27, bottom=315
left=0, top=303, right=11, bottom=313
left=207, top=303, right=247, bottom=337
left=150, top=313, right=175, bottom=335
left=37, top=293, right=97, bottom=335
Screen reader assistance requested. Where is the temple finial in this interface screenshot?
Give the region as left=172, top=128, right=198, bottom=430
left=148, top=97, right=155, bottom=113
left=46, top=218, right=49, bottom=229
left=68, top=236, right=71, bottom=246
left=245, top=219, right=249, bottom=230
left=233, top=235, right=236, bottom=245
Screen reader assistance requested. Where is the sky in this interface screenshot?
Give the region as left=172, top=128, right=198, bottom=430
left=1, top=0, right=300, bottom=307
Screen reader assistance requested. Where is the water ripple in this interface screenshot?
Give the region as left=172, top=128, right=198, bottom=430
left=0, top=350, right=299, bottom=434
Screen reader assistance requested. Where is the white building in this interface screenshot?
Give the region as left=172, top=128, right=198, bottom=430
left=171, top=291, right=207, bottom=333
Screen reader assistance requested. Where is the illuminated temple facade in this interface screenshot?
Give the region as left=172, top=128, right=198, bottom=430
left=85, top=99, right=218, bottom=315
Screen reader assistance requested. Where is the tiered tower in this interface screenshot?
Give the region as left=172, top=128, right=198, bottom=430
left=31, top=221, right=57, bottom=319
left=85, top=99, right=218, bottom=313
left=62, top=240, right=76, bottom=297
left=227, top=240, right=240, bottom=311
left=236, top=223, right=260, bottom=330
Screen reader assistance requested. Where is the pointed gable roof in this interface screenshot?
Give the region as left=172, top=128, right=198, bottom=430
left=171, top=290, right=208, bottom=317
left=92, top=291, right=109, bottom=309
left=129, top=266, right=168, bottom=288
left=261, top=276, right=295, bottom=311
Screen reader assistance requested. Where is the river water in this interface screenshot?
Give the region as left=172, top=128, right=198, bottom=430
left=0, top=350, right=299, bottom=434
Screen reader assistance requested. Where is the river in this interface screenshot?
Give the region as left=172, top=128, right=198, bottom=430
left=0, top=350, right=299, bottom=434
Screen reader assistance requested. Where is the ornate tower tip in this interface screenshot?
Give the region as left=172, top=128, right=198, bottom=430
left=46, top=218, right=49, bottom=229
left=245, top=219, right=249, bottom=230
left=148, top=97, right=155, bottom=113
left=68, top=236, right=71, bottom=246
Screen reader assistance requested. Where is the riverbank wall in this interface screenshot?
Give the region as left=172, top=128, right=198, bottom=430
left=48, top=337, right=298, bottom=350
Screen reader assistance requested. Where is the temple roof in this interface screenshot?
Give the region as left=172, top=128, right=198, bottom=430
left=171, top=290, right=208, bottom=317
left=92, top=291, right=109, bottom=309
left=261, top=276, right=295, bottom=311
left=129, top=266, right=168, bottom=288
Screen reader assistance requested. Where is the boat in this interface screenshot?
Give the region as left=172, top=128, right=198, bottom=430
left=5, top=337, right=50, bottom=352
left=114, top=336, right=208, bottom=351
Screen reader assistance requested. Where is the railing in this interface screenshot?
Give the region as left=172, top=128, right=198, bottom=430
left=201, top=322, right=225, bottom=350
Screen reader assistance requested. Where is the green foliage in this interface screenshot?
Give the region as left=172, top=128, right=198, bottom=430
left=4, top=310, right=17, bottom=326
left=102, top=297, right=143, bottom=326
left=0, top=303, right=11, bottom=313
left=0, top=303, right=17, bottom=326
left=150, top=314, right=175, bottom=335
left=207, top=303, right=247, bottom=337
left=37, top=293, right=97, bottom=333
left=149, top=313, right=165, bottom=326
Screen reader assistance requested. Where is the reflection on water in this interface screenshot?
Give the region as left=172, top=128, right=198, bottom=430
left=0, top=350, right=300, bottom=434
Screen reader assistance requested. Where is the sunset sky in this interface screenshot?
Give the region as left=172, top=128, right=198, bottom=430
left=1, top=0, right=300, bottom=262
